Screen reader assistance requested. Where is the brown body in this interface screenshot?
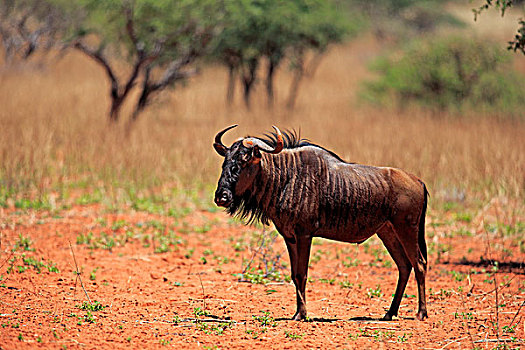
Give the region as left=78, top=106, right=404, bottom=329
left=214, top=126, right=428, bottom=321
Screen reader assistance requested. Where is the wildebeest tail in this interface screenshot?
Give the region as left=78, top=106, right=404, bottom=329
left=418, top=182, right=428, bottom=263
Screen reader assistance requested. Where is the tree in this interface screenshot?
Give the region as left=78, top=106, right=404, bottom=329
left=285, top=1, right=354, bottom=109
left=68, top=0, right=219, bottom=122
left=0, top=0, right=72, bottom=65
left=211, top=0, right=353, bottom=110
left=473, top=0, right=525, bottom=54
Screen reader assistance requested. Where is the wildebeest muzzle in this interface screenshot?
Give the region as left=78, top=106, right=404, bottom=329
left=214, top=188, right=233, bottom=207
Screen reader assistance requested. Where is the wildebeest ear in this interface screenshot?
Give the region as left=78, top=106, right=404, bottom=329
left=252, top=146, right=262, bottom=159
left=213, top=143, right=228, bottom=156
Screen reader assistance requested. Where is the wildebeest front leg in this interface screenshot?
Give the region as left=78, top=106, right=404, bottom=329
left=284, top=234, right=313, bottom=321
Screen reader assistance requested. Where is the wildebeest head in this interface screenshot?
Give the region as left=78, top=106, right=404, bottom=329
left=213, top=125, right=283, bottom=208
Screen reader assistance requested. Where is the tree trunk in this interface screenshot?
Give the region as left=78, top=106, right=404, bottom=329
left=266, top=59, right=276, bottom=109
left=286, top=55, right=304, bottom=111
left=130, top=67, right=152, bottom=122
left=242, top=58, right=259, bottom=110
left=226, top=64, right=236, bottom=106
left=109, top=96, right=123, bottom=122
left=130, top=88, right=150, bottom=122
left=243, top=79, right=253, bottom=110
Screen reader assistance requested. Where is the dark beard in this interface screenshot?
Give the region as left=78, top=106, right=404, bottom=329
left=225, top=191, right=270, bottom=226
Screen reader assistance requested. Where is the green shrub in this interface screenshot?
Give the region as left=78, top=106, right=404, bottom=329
left=361, top=36, right=525, bottom=117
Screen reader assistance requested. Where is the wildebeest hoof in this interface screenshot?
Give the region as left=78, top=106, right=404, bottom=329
left=292, top=312, right=307, bottom=321
left=382, top=313, right=395, bottom=321
left=417, top=310, right=428, bottom=321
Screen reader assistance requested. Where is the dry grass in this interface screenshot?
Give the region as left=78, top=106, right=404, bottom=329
left=0, top=32, right=524, bottom=208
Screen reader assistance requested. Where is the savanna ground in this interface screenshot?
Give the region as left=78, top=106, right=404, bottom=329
left=1, top=3, right=524, bottom=349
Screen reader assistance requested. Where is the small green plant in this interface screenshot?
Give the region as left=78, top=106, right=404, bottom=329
left=76, top=301, right=106, bottom=312
left=111, top=219, right=129, bottom=231
left=284, top=330, right=304, bottom=339
left=234, top=265, right=286, bottom=284
left=83, top=311, right=96, bottom=323
left=357, top=328, right=395, bottom=341
left=14, top=197, right=51, bottom=210
left=159, top=338, right=170, bottom=345
left=398, top=332, right=412, bottom=342
left=342, top=257, right=360, bottom=267
left=203, top=345, right=219, bottom=350
left=185, top=248, right=195, bottom=259
left=210, top=322, right=234, bottom=335
left=90, top=268, right=99, bottom=281
left=367, top=285, right=383, bottom=298
left=232, top=240, right=245, bottom=252
left=76, top=232, right=94, bottom=245
left=8, top=254, right=60, bottom=274
left=253, top=311, right=277, bottom=327
left=14, top=234, right=34, bottom=252
left=454, top=312, right=474, bottom=320
left=194, top=224, right=211, bottom=234
left=502, top=325, right=516, bottom=334
left=448, top=270, right=466, bottom=282
left=193, top=307, right=210, bottom=318
left=310, top=249, right=324, bottom=263
left=453, top=212, right=472, bottom=223
left=436, top=288, right=453, bottom=299
left=318, top=278, right=335, bottom=285
left=245, top=329, right=260, bottom=339
left=339, top=280, right=353, bottom=289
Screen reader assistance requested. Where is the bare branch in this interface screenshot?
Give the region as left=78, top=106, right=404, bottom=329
left=152, top=55, right=198, bottom=90
left=124, top=4, right=146, bottom=59
left=73, top=41, right=119, bottom=93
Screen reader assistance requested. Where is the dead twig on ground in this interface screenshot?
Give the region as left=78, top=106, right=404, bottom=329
left=69, top=240, right=91, bottom=305
left=509, top=300, right=524, bottom=328
left=197, top=273, right=206, bottom=311
left=474, top=338, right=520, bottom=343
left=458, top=292, right=476, bottom=349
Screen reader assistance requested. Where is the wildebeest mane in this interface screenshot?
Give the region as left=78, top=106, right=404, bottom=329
left=256, top=129, right=347, bottom=163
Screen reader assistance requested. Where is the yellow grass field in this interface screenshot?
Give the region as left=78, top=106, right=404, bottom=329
left=1, top=31, right=524, bottom=209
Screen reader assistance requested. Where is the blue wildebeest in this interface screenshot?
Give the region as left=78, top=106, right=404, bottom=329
left=213, top=125, right=428, bottom=321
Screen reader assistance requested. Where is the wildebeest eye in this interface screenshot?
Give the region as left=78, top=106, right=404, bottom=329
left=231, top=164, right=240, bottom=173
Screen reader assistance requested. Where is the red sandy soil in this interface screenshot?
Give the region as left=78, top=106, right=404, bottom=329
left=0, top=202, right=523, bottom=349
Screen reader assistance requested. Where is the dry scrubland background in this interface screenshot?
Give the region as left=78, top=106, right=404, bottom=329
left=0, top=3, right=524, bottom=210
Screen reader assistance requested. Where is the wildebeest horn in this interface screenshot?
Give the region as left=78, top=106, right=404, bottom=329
left=242, top=126, right=284, bottom=154
left=214, top=124, right=238, bottom=157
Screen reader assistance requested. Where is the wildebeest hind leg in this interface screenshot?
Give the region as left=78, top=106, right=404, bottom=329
left=390, top=220, right=428, bottom=321
left=378, top=224, right=412, bottom=320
